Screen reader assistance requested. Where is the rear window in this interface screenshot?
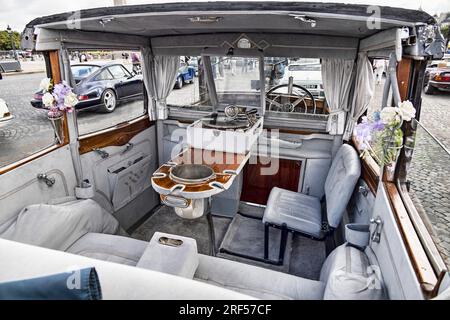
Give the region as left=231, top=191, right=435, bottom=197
left=288, top=64, right=321, bottom=72
left=71, top=65, right=100, bottom=79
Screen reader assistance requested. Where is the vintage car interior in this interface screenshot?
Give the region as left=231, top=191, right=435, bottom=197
left=0, top=2, right=449, bottom=300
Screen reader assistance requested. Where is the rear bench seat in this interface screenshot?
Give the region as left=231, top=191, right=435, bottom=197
left=67, top=232, right=386, bottom=300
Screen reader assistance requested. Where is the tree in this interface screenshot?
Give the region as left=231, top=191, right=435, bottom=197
left=441, top=25, right=449, bottom=49
left=0, top=30, right=21, bottom=51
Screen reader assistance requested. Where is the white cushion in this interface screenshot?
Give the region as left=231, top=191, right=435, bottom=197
left=67, top=233, right=148, bottom=266
left=263, top=187, right=322, bottom=238
left=320, top=244, right=385, bottom=300
left=195, top=254, right=325, bottom=300
left=137, top=232, right=199, bottom=279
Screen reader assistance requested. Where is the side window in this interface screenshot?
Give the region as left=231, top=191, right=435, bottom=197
left=108, top=65, right=128, bottom=79
left=70, top=50, right=147, bottom=136
left=265, top=57, right=328, bottom=116
left=166, top=56, right=210, bottom=111
left=0, top=51, right=58, bottom=168
left=95, top=69, right=113, bottom=81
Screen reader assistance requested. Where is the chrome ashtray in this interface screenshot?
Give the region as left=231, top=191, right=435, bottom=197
left=169, top=164, right=216, bottom=185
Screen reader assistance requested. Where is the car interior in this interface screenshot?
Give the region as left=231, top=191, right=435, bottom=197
left=0, top=2, right=449, bottom=300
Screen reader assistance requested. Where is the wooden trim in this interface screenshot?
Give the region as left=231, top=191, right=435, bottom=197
left=397, top=57, right=413, bottom=102
left=351, top=137, right=380, bottom=195
left=78, top=117, right=154, bottom=155
left=385, top=182, right=438, bottom=297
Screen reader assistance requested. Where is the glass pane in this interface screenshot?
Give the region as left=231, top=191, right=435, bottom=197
left=166, top=56, right=211, bottom=111
left=69, top=50, right=146, bottom=136
left=408, top=120, right=450, bottom=268
left=264, top=57, right=328, bottom=115
left=0, top=55, right=57, bottom=168
left=213, top=57, right=261, bottom=108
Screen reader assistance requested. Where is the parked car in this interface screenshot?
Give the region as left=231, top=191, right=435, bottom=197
left=280, top=61, right=325, bottom=97
left=424, top=62, right=450, bottom=94
left=0, top=98, right=14, bottom=128
left=31, top=62, right=143, bottom=113
left=174, top=61, right=196, bottom=89
left=188, top=57, right=199, bottom=76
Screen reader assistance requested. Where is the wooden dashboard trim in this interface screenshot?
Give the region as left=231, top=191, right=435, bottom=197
left=78, top=116, right=154, bottom=155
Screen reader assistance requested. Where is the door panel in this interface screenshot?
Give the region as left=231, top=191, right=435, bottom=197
left=241, top=157, right=301, bottom=205
left=80, top=125, right=159, bottom=229
left=0, top=146, right=77, bottom=233
left=369, top=183, right=423, bottom=300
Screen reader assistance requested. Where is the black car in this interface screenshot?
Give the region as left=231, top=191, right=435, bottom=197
left=31, top=62, right=144, bottom=113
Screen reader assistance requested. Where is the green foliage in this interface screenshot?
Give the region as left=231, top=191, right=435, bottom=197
left=372, top=126, right=403, bottom=166
left=0, top=30, right=21, bottom=51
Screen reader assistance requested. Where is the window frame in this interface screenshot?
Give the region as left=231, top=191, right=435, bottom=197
left=0, top=50, right=67, bottom=175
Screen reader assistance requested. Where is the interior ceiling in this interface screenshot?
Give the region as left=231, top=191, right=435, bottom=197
left=26, top=2, right=435, bottom=39
left=42, top=14, right=401, bottom=39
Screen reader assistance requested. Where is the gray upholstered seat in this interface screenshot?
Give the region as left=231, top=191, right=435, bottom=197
left=67, top=233, right=148, bottom=266
left=264, top=187, right=323, bottom=237
left=263, top=144, right=361, bottom=239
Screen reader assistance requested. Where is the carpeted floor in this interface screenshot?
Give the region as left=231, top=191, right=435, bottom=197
left=131, top=205, right=327, bottom=280
left=131, top=205, right=231, bottom=255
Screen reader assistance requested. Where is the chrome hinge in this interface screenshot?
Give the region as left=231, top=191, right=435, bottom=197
left=370, top=216, right=383, bottom=243
left=121, top=143, right=134, bottom=155
left=37, top=173, right=56, bottom=187
left=93, top=148, right=109, bottom=159
left=359, top=186, right=369, bottom=197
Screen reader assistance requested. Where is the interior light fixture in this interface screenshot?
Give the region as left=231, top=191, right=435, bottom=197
left=290, top=14, right=317, bottom=28
left=99, top=17, right=114, bottom=26
left=188, top=16, right=223, bottom=24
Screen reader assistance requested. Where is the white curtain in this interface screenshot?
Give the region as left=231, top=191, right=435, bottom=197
left=343, top=53, right=375, bottom=141
left=321, top=59, right=355, bottom=135
left=141, top=51, right=180, bottom=120
left=141, top=47, right=157, bottom=121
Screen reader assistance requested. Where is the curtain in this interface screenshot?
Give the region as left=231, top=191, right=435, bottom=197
left=141, top=51, right=180, bottom=120
left=321, top=59, right=355, bottom=135
left=343, top=53, right=375, bottom=141
left=141, top=47, right=157, bottom=121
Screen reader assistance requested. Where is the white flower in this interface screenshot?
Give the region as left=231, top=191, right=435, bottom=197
left=380, top=107, right=401, bottom=125
left=64, top=92, right=79, bottom=108
left=39, top=78, right=52, bottom=92
left=398, top=100, right=416, bottom=122
left=42, top=92, right=55, bottom=107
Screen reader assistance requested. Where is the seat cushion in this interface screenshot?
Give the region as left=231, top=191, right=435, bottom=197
left=66, top=233, right=148, bottom=266
left=324, top=144, right=361, bottom=228
left=195, top=254, right=325, bottom=300
left=263, top=187, right=322, bottom=238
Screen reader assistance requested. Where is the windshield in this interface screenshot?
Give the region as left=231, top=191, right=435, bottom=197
left=212, top=57, right=261, bottom=108
left=288, top=64, right=321, bottom=72
left=71, top=65, right=100, bottom=79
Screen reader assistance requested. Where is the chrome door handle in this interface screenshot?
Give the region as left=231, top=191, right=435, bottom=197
left=37, top=174, right=56, bottom=187
left=370, top=216, right=383, bottom=243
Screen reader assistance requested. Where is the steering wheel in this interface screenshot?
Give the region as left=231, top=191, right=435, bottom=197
left=266, top=83, right=317, bottom=114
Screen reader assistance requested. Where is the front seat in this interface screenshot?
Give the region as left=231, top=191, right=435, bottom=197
left=262, top=144, right=361, bottom=263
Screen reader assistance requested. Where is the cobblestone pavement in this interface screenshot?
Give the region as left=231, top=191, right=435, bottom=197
left=409, top=92, right=450, bottom=268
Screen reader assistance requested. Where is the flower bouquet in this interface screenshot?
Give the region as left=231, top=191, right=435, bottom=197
left=354, top=101, right=416, bottom=181
left=39, top=78, right=79, bottom=143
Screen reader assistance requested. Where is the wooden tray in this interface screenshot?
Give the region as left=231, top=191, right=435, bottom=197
left=151, top=148, right=250, bottom=199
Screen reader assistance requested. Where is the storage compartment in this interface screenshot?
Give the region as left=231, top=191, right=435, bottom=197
left=107, top=153, right=152, bottom=210
left=186, top=117, right=263, bottom=154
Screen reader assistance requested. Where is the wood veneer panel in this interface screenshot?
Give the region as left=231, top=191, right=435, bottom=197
left=241, top=157, right=301, bottom=205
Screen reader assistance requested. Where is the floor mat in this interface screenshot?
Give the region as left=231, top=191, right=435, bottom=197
left=218, top=214, right=293, bottom=273
left=289, top=234, right=327, bottom=280
left=131, top=205, right=231, bottom=255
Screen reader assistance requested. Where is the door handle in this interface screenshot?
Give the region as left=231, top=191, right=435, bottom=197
left=370, top=216, right=383, bottom=243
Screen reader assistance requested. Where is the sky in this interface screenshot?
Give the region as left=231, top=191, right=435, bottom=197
left=1, top=0, right=449, bottom=32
